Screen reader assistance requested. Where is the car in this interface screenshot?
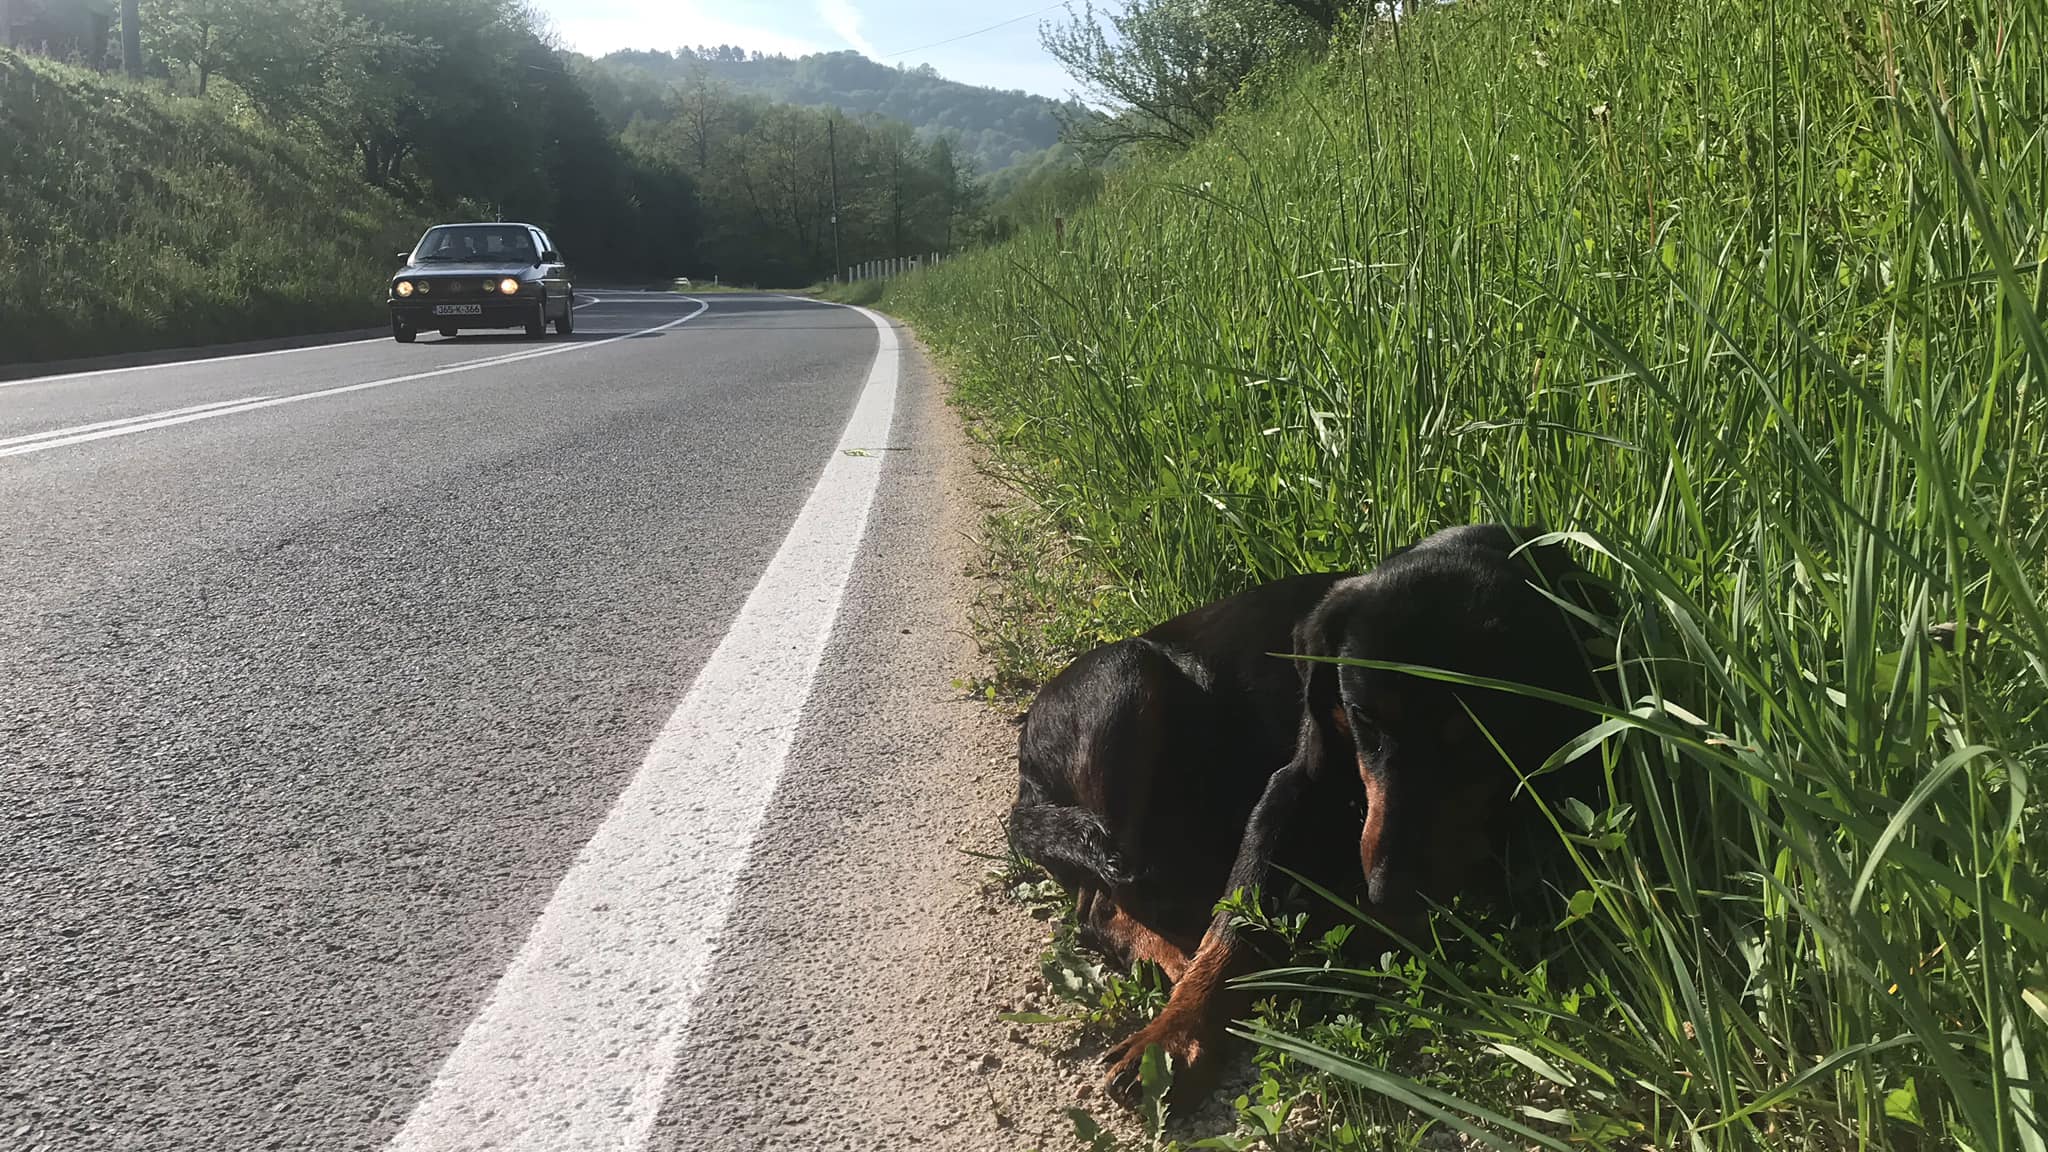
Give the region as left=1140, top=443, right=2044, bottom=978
left=388, top=222, right=575, bottom=343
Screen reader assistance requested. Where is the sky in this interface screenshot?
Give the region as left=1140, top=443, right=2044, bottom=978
left=528, top=0, right=1076, bottom=99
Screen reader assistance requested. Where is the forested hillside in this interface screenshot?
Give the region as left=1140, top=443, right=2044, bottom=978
left=120, top=0, right=697, bottom=278
left=0, top=0, right=1070, bottom=363
left=0, top=50, right=422, bottom=362
left=579, top=48, right=1068, bottom=173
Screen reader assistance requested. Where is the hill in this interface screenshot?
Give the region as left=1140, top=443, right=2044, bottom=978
left=0, top=50, right=423, bottom=362
left=578, top=48, right=1069, bottom=173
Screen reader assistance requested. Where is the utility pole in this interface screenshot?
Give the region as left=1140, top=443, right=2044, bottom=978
left=827, top=116, right=843, bottom=283
left=121, top=0, right=142, bottom=77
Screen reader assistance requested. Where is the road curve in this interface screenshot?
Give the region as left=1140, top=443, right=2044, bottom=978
left=0, top=291, right=1070, bottom=1151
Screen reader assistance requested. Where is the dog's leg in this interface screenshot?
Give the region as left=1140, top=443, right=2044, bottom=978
left=1104, top=909, right=1195, bottom=982
left=1102, top=751, right=1314, bottom=1102
left=1073, top=884, right=1119, bottom=961
left=1087, top=898, right=1196, bottom=981
left=1075, top=885, right=1196, bottom=979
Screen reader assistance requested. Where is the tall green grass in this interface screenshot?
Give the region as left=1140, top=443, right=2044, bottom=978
left=0, top=51, right=425, bottom=364
left=884, top=0, right=2047, bottom=1145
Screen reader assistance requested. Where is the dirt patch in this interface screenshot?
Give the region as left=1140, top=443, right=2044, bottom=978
left=646, top=324, right=1112, bottom=1150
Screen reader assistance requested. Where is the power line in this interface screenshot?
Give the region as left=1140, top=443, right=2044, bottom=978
left=876, top=3, right=1067, bottom=60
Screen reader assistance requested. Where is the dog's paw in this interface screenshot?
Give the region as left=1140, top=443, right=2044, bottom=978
left=1102, top=1008, right=1216, bottom=1107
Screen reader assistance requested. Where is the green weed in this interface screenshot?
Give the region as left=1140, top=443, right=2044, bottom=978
left=893, top=0, right=2048, bottom=1145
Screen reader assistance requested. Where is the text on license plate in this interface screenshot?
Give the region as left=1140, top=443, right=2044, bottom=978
left=433, top=304, right=482, bottom=316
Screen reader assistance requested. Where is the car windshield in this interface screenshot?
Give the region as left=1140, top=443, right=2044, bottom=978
left=411, top=226, right=537, bottom=264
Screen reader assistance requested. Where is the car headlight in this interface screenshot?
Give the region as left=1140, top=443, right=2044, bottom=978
left=499, top=278, right=521, bottom=296
left=417, top=280, right=430, bottom=294
left=396, top=280, right=414, bottom=297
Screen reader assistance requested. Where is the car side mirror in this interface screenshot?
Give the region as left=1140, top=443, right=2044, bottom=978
left=396, top=251, right=411, bottom=261
left=542, top=250, right=560, bottom=263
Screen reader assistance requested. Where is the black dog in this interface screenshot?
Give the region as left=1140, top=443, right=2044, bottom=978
left=1007, top=525, right=1609, bottom=1099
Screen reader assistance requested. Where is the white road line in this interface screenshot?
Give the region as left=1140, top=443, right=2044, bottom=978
left=0, top=337, right=387, bottom=389
left=0, top=299, right=711, bottom=460
left=0, top=397, right=270, bottom=449
left=1, top=291, right=635, bottom=389
left=386, top=300, right=898, bottom=1152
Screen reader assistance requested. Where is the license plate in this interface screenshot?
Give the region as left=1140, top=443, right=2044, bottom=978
left=433, top=304, right=482, bottom=316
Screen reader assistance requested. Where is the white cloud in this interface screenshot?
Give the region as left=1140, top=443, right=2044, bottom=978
left=816, top=0, right=880, bottom=58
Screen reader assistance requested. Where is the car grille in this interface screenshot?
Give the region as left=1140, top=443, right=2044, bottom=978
left=415, top=278, right=526, bottom=299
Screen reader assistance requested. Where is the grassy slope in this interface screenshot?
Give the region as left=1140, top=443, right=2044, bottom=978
left=0, top=51, right=424, bottom=364
left=882, top=0, right=2047, bottom=1146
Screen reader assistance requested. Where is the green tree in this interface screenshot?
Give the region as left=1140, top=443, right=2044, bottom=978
left=925, top=135, right=983, bottom=254
left=142, top=0, right=238, bottom=93
left=1273, top=0, right=1352, bottom=29
left=1041, top=0, right=1320, bottom=152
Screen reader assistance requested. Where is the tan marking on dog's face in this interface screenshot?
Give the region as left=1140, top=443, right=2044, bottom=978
left=1357, top=750, right=1388, bottom=886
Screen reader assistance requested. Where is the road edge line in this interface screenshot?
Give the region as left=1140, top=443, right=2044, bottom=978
left=383, top=302, right=900, bottom=1151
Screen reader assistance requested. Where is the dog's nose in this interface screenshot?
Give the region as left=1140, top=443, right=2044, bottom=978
left=1365, top=859, right=1419, bottom=918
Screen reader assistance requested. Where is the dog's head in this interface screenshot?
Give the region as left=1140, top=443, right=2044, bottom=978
left=1291, top=525, right=1609, bottom=920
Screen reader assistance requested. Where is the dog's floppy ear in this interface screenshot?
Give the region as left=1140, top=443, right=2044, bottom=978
left=1289, top=586, right=1349, bottom=781
left=1508, top=534, right=1618, bottom=692
left=1504, top=530, right=1615, bottom=626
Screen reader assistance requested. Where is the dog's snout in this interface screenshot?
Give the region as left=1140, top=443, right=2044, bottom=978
left=1355, top=757, right=1421, bottom=916
left=1365, top=857, right=1394, bottom=907
left=1364, top=852, right=1420, bottom=913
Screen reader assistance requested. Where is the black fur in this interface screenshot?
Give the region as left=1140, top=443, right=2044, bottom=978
left=1009, top=525, right=1615, bottom=1100
left=1009, top=572, right=1351, bottom=953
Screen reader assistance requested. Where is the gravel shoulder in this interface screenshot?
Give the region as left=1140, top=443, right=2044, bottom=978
left=648, top=324, right=1094, bottom=1151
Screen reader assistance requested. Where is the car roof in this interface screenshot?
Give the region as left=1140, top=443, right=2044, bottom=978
left=425, top=221, right=542, bottom=229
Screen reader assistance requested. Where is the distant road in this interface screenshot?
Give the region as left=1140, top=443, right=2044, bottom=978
left=0, top=291, right=1043, bottom=1150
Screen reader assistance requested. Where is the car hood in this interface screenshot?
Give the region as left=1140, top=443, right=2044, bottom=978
left=395, top=261, right=538, bottom=278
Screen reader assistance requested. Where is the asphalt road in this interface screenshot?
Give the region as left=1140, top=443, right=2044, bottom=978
left=0, top=291, right=1020, bottom=1150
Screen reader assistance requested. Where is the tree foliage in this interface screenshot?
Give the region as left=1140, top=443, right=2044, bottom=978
left=119, top=0, right=1009, bottom=284
left=623, top=82, right=984, bottom=284
left=581, top=47, right=1074, bottom=174
left=1271, top=0, right=1366, bottom=29
left=1041, top=0, right=1322, bottom=154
